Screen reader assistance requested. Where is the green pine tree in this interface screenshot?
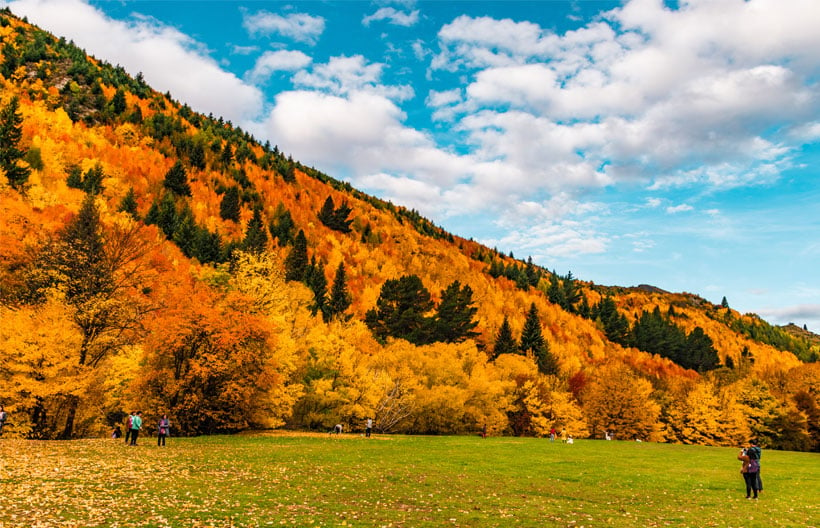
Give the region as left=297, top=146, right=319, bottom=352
left=219, top=186, right=240, bottom=222
left=268, top=203, right=295, bottom=247
left=433, top=280, right=479, bottom=343
left=0, top=96, right=31, bottom=190
left=492, top=316, right=518, bottom=359
left=82, top=163, right=105, bottom=195
left=110, top=88, right=127, bottom=115
left=284, top=230, right=309, bottom=282
left=242, top=206, right=268, bottom=253
left=520, top=303, right=559, bottom=375
left=326, top=262, right=352, bottom=321
left=163, top=160, right=191, bottom=196
left=118, top=187, right=139, bottom=220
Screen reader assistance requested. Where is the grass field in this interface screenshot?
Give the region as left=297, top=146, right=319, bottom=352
left=1, top=433, right=818, bottom=528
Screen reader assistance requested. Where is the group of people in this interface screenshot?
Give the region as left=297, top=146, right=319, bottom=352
left=331, top=418, right=374, bottom=437
left=112, top=411, right=170, bottom=447
left=737, top=439, right=763, bottom=499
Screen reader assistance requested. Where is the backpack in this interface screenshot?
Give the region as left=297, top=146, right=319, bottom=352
left=748, top=459, right=760, bottom=472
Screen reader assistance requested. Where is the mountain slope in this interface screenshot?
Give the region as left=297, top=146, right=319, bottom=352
left=1, top=10, right=817, bottom=450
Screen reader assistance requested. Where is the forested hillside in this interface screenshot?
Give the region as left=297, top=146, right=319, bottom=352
left=1, top=10, right=818, bottom=450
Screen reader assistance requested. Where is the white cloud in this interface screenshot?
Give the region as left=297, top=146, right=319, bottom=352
left=242, top=10, right=325, bottom=45
left=362, top=7, right=419, bottom=27
left=246, top=50, right=312, bottom=84
left=7, top=0, right=263, bottom=123
left=426, top=89, right=461, bottom=107
left=666, top=204, right=693, bottom=214
left=433, top=1, right=820, bottom=197
left=293, top=55, right=414, bottom=101
left=756, top=304, right=820, bottom=329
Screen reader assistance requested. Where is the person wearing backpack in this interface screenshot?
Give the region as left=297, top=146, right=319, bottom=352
left=737, top=441, right=760, bottom=499
left=747, top=439, right=763, bottom=493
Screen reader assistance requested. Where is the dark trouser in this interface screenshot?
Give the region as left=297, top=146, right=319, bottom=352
left=366, top=427, right=371, bottom=438
left=744, top=471, right=759, bottom=498
left=130, top=429, right=139, bottom=445
left=158, top=433, right=166, bottom=446
left=124, top=428, right=131, bottom=444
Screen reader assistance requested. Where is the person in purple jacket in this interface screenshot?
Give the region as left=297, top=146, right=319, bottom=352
left=157, top=414, right=170, bottom=446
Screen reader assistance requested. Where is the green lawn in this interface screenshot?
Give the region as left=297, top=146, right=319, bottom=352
left=0, top=433, right=817, bottom=527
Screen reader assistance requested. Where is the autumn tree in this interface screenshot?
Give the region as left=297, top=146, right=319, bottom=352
left=0, top=96, right=31, bottom=190
left=24, top=196, right=151, bottom=437
left=581, top=363, right=662, bottom=441
left=520, top=303, right=558, bottom=376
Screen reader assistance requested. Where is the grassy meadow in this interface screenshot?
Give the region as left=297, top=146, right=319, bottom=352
left=0, top=433, right=818, bottom=528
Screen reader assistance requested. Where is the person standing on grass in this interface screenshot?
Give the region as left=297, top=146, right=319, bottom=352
left=0, top=405, right=7, bottom=437
left=124, top=411, right=135, bottom=444
left=366, top=418, right=373, bottom=438
left=747, top=439, right=763, bottom=494
left=129, top=411, right=143, bottom=446
left=738, top=445, right=759, bottom=499
left=157, top=414, right=170, bottom=446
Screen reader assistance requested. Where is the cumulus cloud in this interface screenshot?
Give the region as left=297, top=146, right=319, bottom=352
left=242, top=9, right=325, bottom=45
left=246, top=50, right=312, bottom=84
left=292, top=55, right=414, bottom=101
left=7, top=0, right=263, bottom=122
left=362, top=7, right=419, bottom=27
left=432, top=0, right=820, bottom=196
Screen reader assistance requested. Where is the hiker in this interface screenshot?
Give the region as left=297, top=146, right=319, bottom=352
left=365, top=418, right=373, bottom=438
left=157, top=414, right=170, bottom=446
left=0, top=405, right=7, bottom=437
left=560, top=428, right=568, bottom=443
left=747, top=439, right=763, bottom=493
left=129, top=411, right=143, bottom=446
left=738, top=445, right=759, bottom=499
left=481, top=423, right=487, bottom=439
left=549, top=427, right=556, bottom=442
left=124, top=411, right=135, bottom=444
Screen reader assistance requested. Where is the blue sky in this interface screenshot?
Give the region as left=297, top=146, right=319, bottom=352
left=5, top=0, right=820, bottom=331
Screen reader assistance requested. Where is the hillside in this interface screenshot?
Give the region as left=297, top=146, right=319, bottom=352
left=0, top=9, right=817, bottom=450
